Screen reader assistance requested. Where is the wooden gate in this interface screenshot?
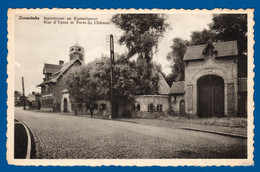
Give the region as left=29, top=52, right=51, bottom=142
left=197, top=75, right=224, bottom=117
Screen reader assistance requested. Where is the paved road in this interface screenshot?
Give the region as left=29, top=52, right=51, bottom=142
left=15, top=108, right=247, bottom=159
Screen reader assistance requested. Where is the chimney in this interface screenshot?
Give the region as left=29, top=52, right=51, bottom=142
left=59, top=60, right=64, bottom=66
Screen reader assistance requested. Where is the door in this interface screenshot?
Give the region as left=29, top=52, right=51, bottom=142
left=197, top=75, right=224, bottom=117
left=180, top=100, right=185, bottom=116
left=64, top=98, right=68, bottom=113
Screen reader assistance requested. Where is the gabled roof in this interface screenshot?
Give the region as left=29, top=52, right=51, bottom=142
left=184, top=40, right=238, bottom=61
left=43, top=63, right=62, bottom=74
left=72, top=43, right=83, bottom=48
left=169, top=81, right=185, bottom=94
left=158, top=73, right=171, bottom=94
left=214, top=41, right=238, bottom=57
left=50, top=59, right=82, bottom=82
left=37, top=59, right=82, bottom=87
left=15, top=91, right=23, bottom=96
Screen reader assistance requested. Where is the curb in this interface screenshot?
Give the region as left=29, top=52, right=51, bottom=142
left=178, top=127, right=247, bottom=139
left=116, top=119, right=247, bottom=139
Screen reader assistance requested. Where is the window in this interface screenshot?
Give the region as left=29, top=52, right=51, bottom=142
left=133, top=103, right=141, bottom=111
left=100, top=103, right=106, bottom=110
left=157, top=104, right=163, bottom=111
left=136, top=104, right=140, bottom=111
left=45, top=85, right=49, bottom=93
left=148, top=103, right=155, bottom=111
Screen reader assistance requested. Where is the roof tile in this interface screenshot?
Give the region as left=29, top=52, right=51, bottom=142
left=170, top=81, right=185, bottom=94
left=158, top=73, right=171, bottom=94
left=43, top=63, right=62, bottom=74
left=184, top=41, right=238, bottom=61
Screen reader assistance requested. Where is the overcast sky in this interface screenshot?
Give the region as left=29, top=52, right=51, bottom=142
left=14, top=13, right=213, bottom=95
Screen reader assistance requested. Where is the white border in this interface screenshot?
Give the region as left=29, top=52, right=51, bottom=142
left=7, top=8, right=254, bottom=166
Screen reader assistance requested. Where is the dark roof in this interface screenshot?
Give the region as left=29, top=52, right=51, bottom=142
left=43, top=63, right=62, bottom=74
left=36, top=80, right=56, bottom=87
left=15, top=91, right=23, bottom=96
left=37, top=59, right=82, bottom=87
left=50, top=59, right=81, bottom=82
left=184, top=41, right=238, bottom=61
left=158, top=73, right=170, bottom=94
left=169, top=81, right=185, bottom=94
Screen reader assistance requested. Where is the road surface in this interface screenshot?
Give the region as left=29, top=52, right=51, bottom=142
left=14, top=108, right=247, bottom=159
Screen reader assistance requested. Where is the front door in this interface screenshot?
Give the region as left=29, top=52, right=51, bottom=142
left=180, top=100, right=185, bottom=116
left=64, top=98, right=68, bottom=113
left=197, top=75, right=224, bottom=117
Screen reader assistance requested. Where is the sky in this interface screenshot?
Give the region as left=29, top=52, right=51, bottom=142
left=14, top=13, right=213, bottom=95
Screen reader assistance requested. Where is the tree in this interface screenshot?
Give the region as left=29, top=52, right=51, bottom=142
left=167, top=14, right=248, bottom=81
left=65, top=55, right=160, bottom=108
left=65, top=57, right=111, bottom=105
left=211, top=14, right=247, bottom=77
left=190, top=29, right=217, bottom=45
left=166, top=38, right=189, bottom=82
left=111, top=14, right=169, bottom=77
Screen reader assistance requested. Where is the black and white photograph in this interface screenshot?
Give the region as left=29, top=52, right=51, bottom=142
left=7, top=9, right=254, bottom=166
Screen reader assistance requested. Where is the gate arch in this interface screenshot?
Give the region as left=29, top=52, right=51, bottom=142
left=197, top=75, right=224, bottom=117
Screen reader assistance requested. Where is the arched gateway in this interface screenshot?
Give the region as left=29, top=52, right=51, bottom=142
left=197, top=75, right=224, bottom=117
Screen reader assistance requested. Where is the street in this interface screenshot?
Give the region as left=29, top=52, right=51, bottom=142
left=14, top=108, right=247, bottom=159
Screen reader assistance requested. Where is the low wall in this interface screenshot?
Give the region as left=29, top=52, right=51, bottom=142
left=134, top=95, right=170, bottom=112
left=133, top=111, right=167, bottom=118
left=41, top=107, right=53, bottom=112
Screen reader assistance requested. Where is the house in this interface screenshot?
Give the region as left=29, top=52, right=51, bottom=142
left=37, top=43, right=84, bottom=112
left=14, top=90, right=28, bottom=107
left=14, top=91, right=23, bottom=106
left=173, top=40, right=246, bottom=117
left=27, top=92, right=42, bottom=110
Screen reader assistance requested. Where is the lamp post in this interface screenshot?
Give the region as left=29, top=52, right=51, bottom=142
left=110, top=34, right=115, bottom=118
left=22, top=77, right=26, bottom=110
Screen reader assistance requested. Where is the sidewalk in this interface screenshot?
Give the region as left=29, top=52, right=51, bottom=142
left=116, top=118, right=247, bottom=138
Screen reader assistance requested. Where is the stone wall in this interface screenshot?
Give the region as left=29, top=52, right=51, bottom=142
left=185, top=55, right=238, bottom=116
left=132, top=95, right=170, bottom=118
left=134, top=111, right=167, bottom=118
left=74, top=100, right=112, bottom=118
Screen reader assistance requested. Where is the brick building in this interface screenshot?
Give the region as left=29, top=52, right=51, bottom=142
left=37, top=43, right=84, bottom=112
left=171, top=40, right=247, bottom=117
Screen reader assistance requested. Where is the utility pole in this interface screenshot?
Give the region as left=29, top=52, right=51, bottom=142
left=22, top=77, right=26, bottom=110
left=110, top=34, right=115, bottom=118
